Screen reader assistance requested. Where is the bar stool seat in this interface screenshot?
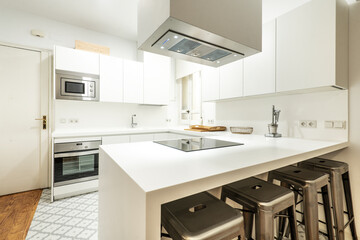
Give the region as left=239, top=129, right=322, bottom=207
left=268, top=165, right=334, bottom=240
left=299, top=158, right=358, bottom=240
left=221, top=177, right=299, bottom=240
left=161, top=191, right=242, bottom=240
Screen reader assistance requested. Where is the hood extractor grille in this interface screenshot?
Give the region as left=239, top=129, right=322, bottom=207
left=152, top=30, right=244, bottom=63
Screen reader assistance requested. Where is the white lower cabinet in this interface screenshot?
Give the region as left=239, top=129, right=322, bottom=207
left=129, top=134, right=154, bottom=143
left=102, top=135, right=130, bottom=145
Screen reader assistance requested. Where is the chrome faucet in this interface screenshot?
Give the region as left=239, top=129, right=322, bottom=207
left=265, top=105, right=282, bottom=138
left=131, top=114, right=137, bottom=128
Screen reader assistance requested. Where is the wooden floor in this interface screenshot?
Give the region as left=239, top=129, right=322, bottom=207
left=0, top=189, right=42, bottom=240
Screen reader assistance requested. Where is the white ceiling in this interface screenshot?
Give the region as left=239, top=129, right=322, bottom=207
left=0, top=0, right=351, bottom=41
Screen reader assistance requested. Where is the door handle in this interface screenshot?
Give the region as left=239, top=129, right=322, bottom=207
left=35, top=115, right=47, bottom=130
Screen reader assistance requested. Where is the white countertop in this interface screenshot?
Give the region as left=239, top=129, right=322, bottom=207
left=51, top=127, right=220, bottom=138
left=100, top=134, right=348, bottom=193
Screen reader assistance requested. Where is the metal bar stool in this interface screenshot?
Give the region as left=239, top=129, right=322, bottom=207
left=299, top=158, right=358, bottom=240
left=221, top=177, right=299, bottom=240
left=268, top=165, right=334, bottom=240
left=161, top=191, right=242, bottom=240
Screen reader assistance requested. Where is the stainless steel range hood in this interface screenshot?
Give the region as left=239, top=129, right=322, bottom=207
left=138, top=0, right=262, bottom=67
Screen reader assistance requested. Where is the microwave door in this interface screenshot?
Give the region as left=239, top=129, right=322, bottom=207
left=60, top=78, right=88, bottom=97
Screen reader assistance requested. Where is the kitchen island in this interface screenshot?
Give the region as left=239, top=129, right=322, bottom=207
left=98, top=134, right=348, bottom=240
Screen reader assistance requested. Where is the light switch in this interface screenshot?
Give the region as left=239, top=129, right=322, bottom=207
left=324, top=121, right=333, bottom=128
left=333, top=121, right=346, bottom=129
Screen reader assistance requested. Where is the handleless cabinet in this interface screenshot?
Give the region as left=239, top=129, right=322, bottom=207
left=55, top=46, right=100, bottom=75
left=219, top=60, right=244, bottom=99
left=124, top=60, right=144, bottom=104
left=143, top=52, right=171, bottom=105
left=100, top=55, right=124, bottom=102
left=244, top=20, right=276, bottom=96
left=276, top=0, right=348, bottom=92
left=201, top=66, right=220, bottom=101
left=102, top=135, right=130, bottom=145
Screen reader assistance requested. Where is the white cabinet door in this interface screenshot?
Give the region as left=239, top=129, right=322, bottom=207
left=276, top=0, right=337, bottom=92
left=244, top=20, right=276, bottom=96
left=143, top=52, right=171, bottom=105
left=100, top=55, right=124, bottom=102
left=55, top=46, right=99, bottom=75
left=124, top=60, right=144, bottom=104
left=219, top=60, right=243, bottom=99
left=102, top=135, right=130, bottom=145
left=153, top=133, right=173, bottom=141
left=130, top=134, right=154, bottom=142
left=176, top=59, right=203, bottom=79
left=201, top=67, right=220, bottom=101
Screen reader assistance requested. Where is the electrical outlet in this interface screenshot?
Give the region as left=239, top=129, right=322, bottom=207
left=300, top=120, right=317, bottom=128
left=300, top=121, right=308, bottom=127
left=69, top=118, right=79, bottom=124
left=308, top=120, right=317, bottom=128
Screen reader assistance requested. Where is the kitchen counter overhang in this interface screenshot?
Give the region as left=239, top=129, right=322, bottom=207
left=98, top=135, right=348, bottom=240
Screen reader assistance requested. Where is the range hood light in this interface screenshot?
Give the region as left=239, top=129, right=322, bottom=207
left=160, top=46, right=165, bottom=49
left=174, top=35, right=178, bottom=39
left=234, top=54, right=237, bottom=57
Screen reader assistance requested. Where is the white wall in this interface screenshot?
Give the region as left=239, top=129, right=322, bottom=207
left=215, top=90, right=348, bottom=141
left=54, top=100, right=169, bottom=130
left=0, top=7, right=137, bottom=60
left=323, top=2, right=360, bottom=236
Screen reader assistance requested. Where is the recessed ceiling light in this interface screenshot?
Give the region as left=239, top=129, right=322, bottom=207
left=160, top=46, right=164, bottom=49
left=174, top=36, right=178, bottom=39
left=234, top=54, right=237, bottom=57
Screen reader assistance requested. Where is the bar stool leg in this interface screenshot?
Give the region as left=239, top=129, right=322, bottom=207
left=342, top=172, right=358, bottom=239
left=243, top=206, right=254, bottom=240
left=331, top=171, right=345, bottom=240
left=321, top=184, right=335, bottom=240
left=255, top=209, right=274, bottom=240
left=303, top=185, right=320, bottom=239
left=288, top=204, right=299, bottom=240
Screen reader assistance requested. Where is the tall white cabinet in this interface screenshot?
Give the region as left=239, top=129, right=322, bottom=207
left=100, top=55, right=124, bottom=102
left=276, top=0, right=348, bottom=92
left=143, top=52, right=171, bottom=105
left=244, top=20, right=276, bottom=96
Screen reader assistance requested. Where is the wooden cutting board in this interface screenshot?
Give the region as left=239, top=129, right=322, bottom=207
left=185, top=125, right=227, bottom=132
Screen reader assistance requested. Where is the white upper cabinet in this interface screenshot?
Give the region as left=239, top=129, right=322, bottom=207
left=201, top=67, right=220, bottom=101
left=219, top=60, right=244, bottom=99
left=100, top=55, right=124, bottom=102
left=143, top=52, right=171, bottom=105
left=55, top=46, right=100, bottom=75
left=244, top=20, right=276, bottom=96
left=276, top=0, right=348, bottom=92
left=124, top=60, right=144, bottom=104
left=176, top=59, right=204, bottom=79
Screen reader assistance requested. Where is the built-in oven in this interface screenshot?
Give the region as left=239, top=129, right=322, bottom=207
left=53, top=140, right=101, bottom=187
left=55, top=70, right=99, bottom=101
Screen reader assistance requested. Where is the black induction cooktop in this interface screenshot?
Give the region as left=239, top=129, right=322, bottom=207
left=154, top=137, right=243, bottom=152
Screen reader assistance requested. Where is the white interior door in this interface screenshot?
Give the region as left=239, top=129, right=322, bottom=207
left=0, top=44, right=50, bottom=196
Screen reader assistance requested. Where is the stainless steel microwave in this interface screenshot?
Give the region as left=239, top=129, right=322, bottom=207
left=55, top=70, right=99, bottom=101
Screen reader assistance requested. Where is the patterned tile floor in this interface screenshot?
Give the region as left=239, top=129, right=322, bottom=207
left=26, top=189, right=327, bottom=240
left=26, top=189, right=98, bottom=240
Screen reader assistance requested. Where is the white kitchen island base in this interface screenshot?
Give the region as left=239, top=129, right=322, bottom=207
left=98, top=135, right=348, bottom=240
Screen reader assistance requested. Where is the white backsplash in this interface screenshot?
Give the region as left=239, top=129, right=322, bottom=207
left=54, top=100, right=169, bottom=130
left=215, top=90, right=348, bottom=141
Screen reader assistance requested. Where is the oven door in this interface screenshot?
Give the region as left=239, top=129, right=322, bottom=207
left=54, top=150, right=99, bottom=186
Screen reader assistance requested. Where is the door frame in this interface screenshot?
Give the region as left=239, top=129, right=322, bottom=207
left=0, top=41, right=52, bottom=189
